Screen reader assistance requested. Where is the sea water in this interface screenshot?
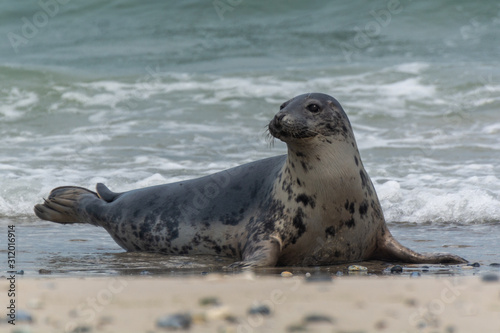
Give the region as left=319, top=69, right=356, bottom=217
left=0, top=0, right=499, bottom=276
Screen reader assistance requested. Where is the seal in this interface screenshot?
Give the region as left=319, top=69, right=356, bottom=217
left=34, top=93, right=467, bottom=267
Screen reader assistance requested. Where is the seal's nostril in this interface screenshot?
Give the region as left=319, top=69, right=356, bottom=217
left=273, top=116, right=281, bottom=128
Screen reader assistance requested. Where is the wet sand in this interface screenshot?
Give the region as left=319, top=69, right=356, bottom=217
left=2, top=273, right=500, bottom=333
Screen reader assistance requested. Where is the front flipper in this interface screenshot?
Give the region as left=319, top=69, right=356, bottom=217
left=371, top=227, right=467, bottom=264
left=227, top=234, right=282, bottom=269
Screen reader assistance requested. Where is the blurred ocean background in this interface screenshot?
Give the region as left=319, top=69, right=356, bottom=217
left=0, top=0, right=499, bottom=275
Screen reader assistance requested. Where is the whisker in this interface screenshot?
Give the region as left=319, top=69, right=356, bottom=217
left=263, top=127, right=275, bottom=148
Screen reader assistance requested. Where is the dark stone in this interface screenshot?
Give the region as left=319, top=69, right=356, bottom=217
left=481, top=273, right=499, bottom=282
left=391, top=265, right=403, bottom=274
left=467, top=262, right=480, bottom=268
left=157, top=313, right=192, bottom=330
left=199, top=296, right=220, bottom=306
left=303, top=314, right=334, bottom=324
left=248, top=304, right=271, bottom=316
left=489, top=263, right=500, bottom=267
left=16, top=309, right=33, bottom=323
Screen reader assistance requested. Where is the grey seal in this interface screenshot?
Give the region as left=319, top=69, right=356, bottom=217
left=34, top=93, right=467, bottom=267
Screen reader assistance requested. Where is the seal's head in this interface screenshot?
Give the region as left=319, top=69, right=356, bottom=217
left=268, top=93, right=353, bottom=144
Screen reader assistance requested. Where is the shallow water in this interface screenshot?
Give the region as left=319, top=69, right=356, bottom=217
left=5, top=217, right=499, bottom=277
left=1, top=1, right=499, bottom=276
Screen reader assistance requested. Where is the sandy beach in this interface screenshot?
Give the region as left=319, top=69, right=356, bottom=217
left=2, top=273, right=500, bottom=333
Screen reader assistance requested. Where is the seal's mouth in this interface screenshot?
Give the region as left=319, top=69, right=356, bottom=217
left=268, top=116, right=317, bottom=141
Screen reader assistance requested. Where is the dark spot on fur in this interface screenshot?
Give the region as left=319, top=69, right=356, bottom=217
left=291, top=162, right=295, bottom=169
left=296, top=151, right=305, bottom=157
left=295, top=194, right=316, bottom=208
left=166, top=219, right=179, bottom=240
left=301, top=161, right=308, bottom=172
left=325, top=226, right=335, bottom=237
left=359, top=170, right=367, bottom=188
left=292, top=208, right=306, bottom=243
left=296, top=178, right=301, bottom=186
left=359, top=201, right=368, bottom=216
left=139, top=221, right=152, bottom=239
left=334, top=250, right=341, bottom=258
left=344, top=199, right=355, bottom=213
left=345, top=218, right=356, bottom=228
left=354, top=156, right=359, bottom=166
left=349, top=202, right=355, bottom=214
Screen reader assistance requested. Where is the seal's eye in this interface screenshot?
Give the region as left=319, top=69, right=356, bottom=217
left=306, top=104, right=320, bottom=113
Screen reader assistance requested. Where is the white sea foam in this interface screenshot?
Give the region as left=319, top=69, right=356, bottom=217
left=0, top=87, right=38, bottom=120
left=378, top=180, right=500, bottom=224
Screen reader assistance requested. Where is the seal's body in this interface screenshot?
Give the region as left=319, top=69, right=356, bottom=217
left=35, top=93, right=467, bottom=267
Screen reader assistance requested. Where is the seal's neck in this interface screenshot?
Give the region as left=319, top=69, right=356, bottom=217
left=291, top=138, right=360, bottom=180
left=276, top=137, right=365, bottom=206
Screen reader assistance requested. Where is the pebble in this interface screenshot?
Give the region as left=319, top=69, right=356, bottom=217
left=16, top=310, right=34, bottom=323
left=16, top=270, right=25, bottom=275
left=97, top=316, right=114, bottom=326
left=157, top=313, right=192, bottom=330
left=205, top=306, right=233, bottom=321
left=71, top=326, right=92, bottom=333
left=489, top=263, right=500, bottom=267
left=481, top=273, right=499, bottom=282
left=287, top=324, right=308, bottom=332
left=305, top=274, right=333, bottom=283
left=410, top=272, right=421, bottom=278
left=421, top=265, right=430, bottom=272
left=199, top=296, right=220, bottom=306
left=348, top=265, right=367, bottom=271
left=303, top=314, right=334, bottom=324
left=139, top=270, right=152, bottom=275
left=445, top=325, right=456, bottom=333
left=468, top=262, right=480, bottom=268
left=38, top=269, right=52, bottom=275
left=390, top=265, right=403, bottom=274
left=374, top=320, right=387, bottom=329
left=281, top=271, right=293, bottom=277
left=248, top=304, right=271, bottom=316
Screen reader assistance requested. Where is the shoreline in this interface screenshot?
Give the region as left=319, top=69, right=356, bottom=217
left=2, top=273, right=499, bottom=333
